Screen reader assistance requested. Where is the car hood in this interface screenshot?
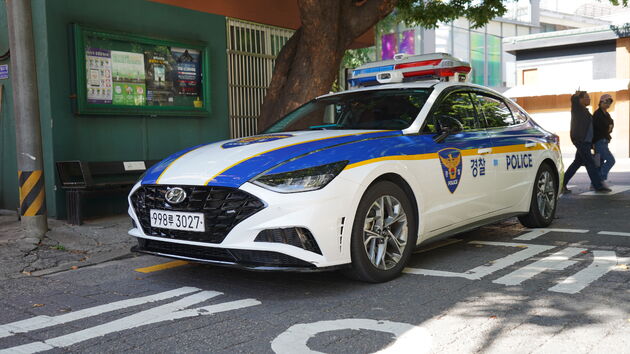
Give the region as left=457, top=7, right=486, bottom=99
left=142, top=130, right=400, bottom=188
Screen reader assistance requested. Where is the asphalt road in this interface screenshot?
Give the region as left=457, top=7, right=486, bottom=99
left=1, top=171, right=629, bottom=354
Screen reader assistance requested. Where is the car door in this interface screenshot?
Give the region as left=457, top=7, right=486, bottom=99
left=418, top=89, right=495, bottom=232
left=471, top=91, right=544, bottom=210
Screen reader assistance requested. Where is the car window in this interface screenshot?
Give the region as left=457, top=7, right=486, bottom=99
left=473, top=93, right=515, bottom=128
left=424, top=91, right=481, bottom=133
left=264, top=89, right=432, bottom=133
left=506, top=101, right=529, bottom=125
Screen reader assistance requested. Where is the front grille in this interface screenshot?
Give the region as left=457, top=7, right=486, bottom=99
left=131, top=185, right=265, bottom=244
left=139, top=239, right=314, bottom=268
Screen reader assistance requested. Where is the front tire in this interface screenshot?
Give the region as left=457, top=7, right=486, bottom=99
left=345, top=181, right=418, bottom=283
left=518, top=163, right=558, bottom=228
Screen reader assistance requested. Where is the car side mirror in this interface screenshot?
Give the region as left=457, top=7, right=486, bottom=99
left=434, top=115, right=463, bottom=143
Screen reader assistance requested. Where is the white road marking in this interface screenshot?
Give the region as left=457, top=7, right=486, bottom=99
left=598, top=231, right=630, bottom=237
left=0, top=286, right=200, bottom=339
left=580, top=185, right=630, bottom=196
left=549, top=251, right=618, bottom=294
left=271, top=319, right=431, bottom=354
left=514, top=228, right=589, bottom=241
left=404, top=241, right=554, bottom=280
left=493, top=247, right=585, bottom=286
left=0, top=290, right=261, bottom=354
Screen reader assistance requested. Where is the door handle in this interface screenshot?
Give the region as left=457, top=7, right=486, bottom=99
left=478, top=148, right=492, bottom=155
left=525, top=141, right=537, bottom=148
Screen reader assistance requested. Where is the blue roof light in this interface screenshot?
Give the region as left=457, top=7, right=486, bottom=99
left=348, top=76, right=378, bottom=87
left=351, top=65, right=395, bottom=76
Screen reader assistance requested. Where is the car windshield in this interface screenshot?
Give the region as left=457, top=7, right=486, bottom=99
left=264, top=88, right=432, bottom=133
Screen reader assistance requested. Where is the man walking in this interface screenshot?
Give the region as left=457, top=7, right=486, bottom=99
left=562, top=91, right=611, bottom=193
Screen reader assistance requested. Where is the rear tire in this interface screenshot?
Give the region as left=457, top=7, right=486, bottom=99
left=518, top=163, right=558, bottom=228
left=345, top=181, right=418, bottom=283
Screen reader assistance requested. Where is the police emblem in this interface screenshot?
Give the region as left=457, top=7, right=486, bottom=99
left=438, top=148, right=463, bottom=193
left=221, top=134, right=293, bottom=149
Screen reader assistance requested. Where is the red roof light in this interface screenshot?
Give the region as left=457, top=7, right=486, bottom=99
left=394, top=59, right=442, bottom=70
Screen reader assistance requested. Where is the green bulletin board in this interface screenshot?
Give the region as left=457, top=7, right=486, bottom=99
left=71, top=24, right=210, bottom=116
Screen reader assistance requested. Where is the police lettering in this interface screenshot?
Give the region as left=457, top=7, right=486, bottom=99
left=471, top=158, right=486, bottom=177
left=506, top=153, right=533, bottom=169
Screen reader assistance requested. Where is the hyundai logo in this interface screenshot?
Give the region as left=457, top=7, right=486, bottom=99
left=165, top=187, right=187, bottom=204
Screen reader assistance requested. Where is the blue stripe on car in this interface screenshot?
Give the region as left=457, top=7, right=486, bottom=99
left=142, top=143, right=210, bottom=184
left=207, top=131, right=400, bottom=187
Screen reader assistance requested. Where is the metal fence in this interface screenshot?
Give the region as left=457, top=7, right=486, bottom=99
left=226, top=18, right=294, bottom=138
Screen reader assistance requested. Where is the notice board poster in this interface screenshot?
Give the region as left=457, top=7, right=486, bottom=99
left=73, top=25, right=209, bottom=116
left=111, top=51, right=146, bottom=106
left=86, top=48, right=113, bottom=104
left=171, top=47, right=201, bottom=96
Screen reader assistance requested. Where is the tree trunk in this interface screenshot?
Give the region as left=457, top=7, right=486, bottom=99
left=257, top=0, right=396, bottom=132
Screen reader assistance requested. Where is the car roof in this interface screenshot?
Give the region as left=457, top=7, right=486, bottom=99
left=317, top=81, right=505, bottom=100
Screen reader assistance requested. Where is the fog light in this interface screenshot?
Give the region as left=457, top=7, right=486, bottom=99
left=255, top=228, right=321, bottom=255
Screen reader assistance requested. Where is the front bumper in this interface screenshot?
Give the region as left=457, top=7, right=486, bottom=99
left=128, top=177, right=361, bottom=269
left=132, top=238, right=347, bottom=272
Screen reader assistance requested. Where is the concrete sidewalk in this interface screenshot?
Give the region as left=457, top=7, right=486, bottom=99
left=0, top=210, right=134, bottom=280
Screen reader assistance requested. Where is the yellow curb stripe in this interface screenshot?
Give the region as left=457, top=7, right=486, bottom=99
left=23, top=188, right=45, bottom=217
left=134, top=260, right=189, bottom=273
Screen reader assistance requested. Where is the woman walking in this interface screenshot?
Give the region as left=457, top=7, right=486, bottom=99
left=593, top=94, right=615, bottom=183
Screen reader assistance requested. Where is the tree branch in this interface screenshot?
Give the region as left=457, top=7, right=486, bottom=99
left=344, top=0, right=397, bottom=41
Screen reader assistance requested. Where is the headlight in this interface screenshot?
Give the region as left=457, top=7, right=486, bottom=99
left=251, top=161, right=348, bottom=193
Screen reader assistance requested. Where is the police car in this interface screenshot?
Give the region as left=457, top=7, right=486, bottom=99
left=128, top=53, right=563, bottom=282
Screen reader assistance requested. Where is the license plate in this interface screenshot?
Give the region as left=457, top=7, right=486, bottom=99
left=150, top=209, right=205, bottom=232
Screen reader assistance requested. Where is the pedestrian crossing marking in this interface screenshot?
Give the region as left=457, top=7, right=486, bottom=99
left=514, top=228, right=589, bottom=241
left=598, top=231, right=630, bottom=237
left=580, top=185, right=630, bottom=196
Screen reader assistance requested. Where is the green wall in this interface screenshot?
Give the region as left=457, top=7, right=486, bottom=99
left=0, top=2, right=18, bottom=214
left=1, top=0, right=230, bottom=218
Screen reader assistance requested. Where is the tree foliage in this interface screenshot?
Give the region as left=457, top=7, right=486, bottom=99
left=396, top=0, right=508, bottom=29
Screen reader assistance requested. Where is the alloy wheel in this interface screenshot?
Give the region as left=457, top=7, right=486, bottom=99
left=362, top=195, right=408, bottom=270
left=536, top=171, right=556, bottom=220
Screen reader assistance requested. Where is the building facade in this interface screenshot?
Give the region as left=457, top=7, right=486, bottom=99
left=0, top=0, right=232, bottom=218
left=503, top=27, right=630, bottom=158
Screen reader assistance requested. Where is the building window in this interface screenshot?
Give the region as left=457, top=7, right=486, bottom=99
left=470, top=31, right=485, bottom=85
left=522, top=68, right=538, bottom=85
left=435, top=24, right=452, bottom=53
left=380, top=30, right=416, bottom=60
left=487, top=35, right=502, bottom=87
left=453, top=26, right=470, bottom=62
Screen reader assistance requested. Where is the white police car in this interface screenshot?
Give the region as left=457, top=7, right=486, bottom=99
left=128, top=53, right=563, bottom=282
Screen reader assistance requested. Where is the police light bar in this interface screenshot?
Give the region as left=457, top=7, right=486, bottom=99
left=348, top=53, right=471, bottom=88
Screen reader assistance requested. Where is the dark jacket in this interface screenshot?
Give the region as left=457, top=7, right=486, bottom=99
left=593, top=107, right=614, bottom=142
left=570, top=94, right=593, bottom=144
